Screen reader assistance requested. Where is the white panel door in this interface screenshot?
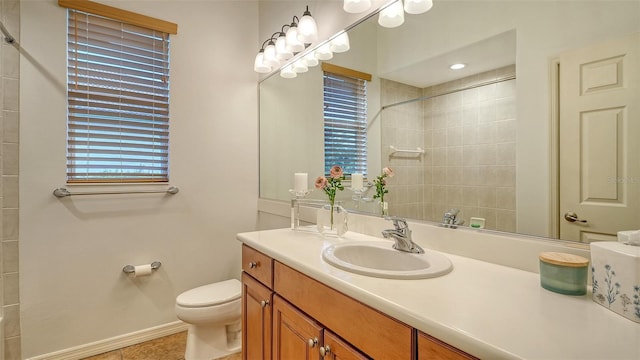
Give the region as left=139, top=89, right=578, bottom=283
left=559, top=33, right=640, bottom=242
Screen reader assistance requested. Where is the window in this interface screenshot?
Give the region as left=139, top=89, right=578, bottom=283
left=322, top=63, right=371, bottom=177
left=62, top=1, right=177, bottom=183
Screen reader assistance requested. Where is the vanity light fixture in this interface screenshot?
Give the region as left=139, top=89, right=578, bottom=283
left=343, top=0, right=372, bottom=13
left=254, top=6, right=319, bottom=74
left=330, top=31, right=350, bottom=53
left=302, top=52, right=319, bottom=67
left=292, top=60, right=309, bottom=73
left=280, top=64, right=297, bottom=78
left=404, top=0, right=433, bottom=14
left=297, top=6, right=318, bottom=43
left=314, top=42, right=334, bottom=60
left=450, top=63, right=466, bottom=70
left=378, top=0, right=405, bottom=28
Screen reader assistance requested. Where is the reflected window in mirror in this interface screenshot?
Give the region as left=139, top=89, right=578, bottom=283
left=322, top=63, right=372, bottom=177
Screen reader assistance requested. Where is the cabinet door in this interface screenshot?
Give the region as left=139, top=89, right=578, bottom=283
left=243, top=272, right=273, bottom=360
left=272, top=295, right=323, bottom=360
left=321, top=330, right=369, bottom=360
left=417, top=331, right=478, bottom=360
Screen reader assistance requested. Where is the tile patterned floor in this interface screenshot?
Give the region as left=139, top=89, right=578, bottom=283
left=80, top=331, right=242, bottom=360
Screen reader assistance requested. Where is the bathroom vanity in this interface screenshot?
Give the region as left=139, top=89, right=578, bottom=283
left=238, top=227, right=640, bottom=359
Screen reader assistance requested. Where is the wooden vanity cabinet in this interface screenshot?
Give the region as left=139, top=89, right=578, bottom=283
left=242, top=244, right=476, bottom=360
left=417, top=332, right=478, bottom=360
left=242, top=245, right=274, bottom=360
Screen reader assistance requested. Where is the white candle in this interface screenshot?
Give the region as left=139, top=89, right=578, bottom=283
left=294, top=173, right=308, bottom=192
left=351, top=173, right=363, bottom=190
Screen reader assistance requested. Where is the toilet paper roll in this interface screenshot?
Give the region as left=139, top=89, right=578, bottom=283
left=131, top=264, right=153, bottom=278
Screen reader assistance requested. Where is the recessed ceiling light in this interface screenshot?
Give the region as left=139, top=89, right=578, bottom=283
left=449, top=63, right=466, bottom=70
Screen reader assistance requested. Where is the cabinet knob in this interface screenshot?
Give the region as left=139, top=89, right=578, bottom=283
left=308, top=337, right=318, bottom=348
left=260, top=300, right=269, bottom=308
left=319, top=345, right=331, bottom=357
left=248, top=261, right=258, bottom=269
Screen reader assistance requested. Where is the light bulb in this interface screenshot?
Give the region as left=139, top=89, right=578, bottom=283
left=292, top=60, right=308, bottom=73
left=404, top=0, right=433, bottom=14
left=302, top=52, right=319, bottom=67
left=314, top=43, right=333, bottom=61
left=275, top=34, right=293, bottom=60
left=343, top=0, right=371, bottom=13
left=263, top=42, right=280, bottom=68
left=285, top=25, right=305, bottom=53
left=378, top=1, right=405, bottom=28
left=253, top=51, right=271, bottom=73
left=330, top=32, right=350, bottom=53
left=297, top=7, right=318, bottom=43
left=280, top=64, right=297, bottom=78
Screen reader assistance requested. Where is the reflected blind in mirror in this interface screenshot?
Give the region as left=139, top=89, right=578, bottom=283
left=66, top=9, right=170, bottom=183
left=323, top=71, right=368, bottom=177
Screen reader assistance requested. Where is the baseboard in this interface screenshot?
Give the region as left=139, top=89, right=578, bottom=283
left=27, top=321, right=189, bottom=360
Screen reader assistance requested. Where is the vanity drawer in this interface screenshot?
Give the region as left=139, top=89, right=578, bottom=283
left=274, top=261, right=413, bottom=360
left=242, top=245, right=273, bottom=288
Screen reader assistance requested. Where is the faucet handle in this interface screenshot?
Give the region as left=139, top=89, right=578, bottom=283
left=444, top=208, right=460, bottom=217
left=384, top=216, right=408, bottom=229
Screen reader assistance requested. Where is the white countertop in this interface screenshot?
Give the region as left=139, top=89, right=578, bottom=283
left=237, top=227, right=640, bottom=360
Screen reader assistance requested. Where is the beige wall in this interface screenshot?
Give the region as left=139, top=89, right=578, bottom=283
left=1, top=0, right=19, bottom=357
left=20, top=0, right=258, bottom=357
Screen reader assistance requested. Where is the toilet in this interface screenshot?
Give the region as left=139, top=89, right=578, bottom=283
left=175, top=279, right=242, bottom=360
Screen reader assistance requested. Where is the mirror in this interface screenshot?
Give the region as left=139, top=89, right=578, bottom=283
left=259, top=0, right=640, bottom=241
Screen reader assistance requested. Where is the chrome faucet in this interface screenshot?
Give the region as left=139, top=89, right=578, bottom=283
left=382, top=216, right=424, bottom=254
left=441, top=208, right=464, bottom=228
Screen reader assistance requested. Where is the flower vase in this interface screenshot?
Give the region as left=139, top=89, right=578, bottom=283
left=380, top=201, right=389, bottom=216
left=316, top=204, right=348, bottom=237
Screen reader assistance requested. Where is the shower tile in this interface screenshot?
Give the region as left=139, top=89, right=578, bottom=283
left=462, top=145, right=479, bottom=166
left=447, top=147, right=462, bottom=166
left=4, top=336, right=21, bottom=360
left=447, top=186, right=463, bottom=206
left=447, top=127, right=462, bottom=146
left=432, top=147, right=447, bottom=166
left=433, top=185, right=447, bottom=204
left=2, top=143, right=18, bottom=175
left=496, top=79, right=516, bottom=100
left=462, top=186, right=479, bottom=207
left=478, top=187, right=497, bottom=208
left=3, top=110, right=18, bottom=143
left=477, top=144, right=497, bottom=166
left=3, top=240, right=17, bottom=273
left=496, top=142, right=516, bottom=166
left=477, top=123, right=496, bottom=144
left=3, top=272, right=18, bottom=304
left=477, top=83, right=496, bottom=102
left=496, top=187, right=516, bottom=210
left=2, top=78, right=18, bottom=111
left=433, top=129, right=447, bottom=148
left=496, top=119, right=516, bottom=143
left=496, top=166, right=516, bottom=187
left=2, top=175, right=18, bottom=208
left=3, top=304, right=20, bottom=337
left=496, top=97, right=516, bottom=120
left=2, top=207, right=17, bottom=240
left=462, top=166, right=480, bottom=186
left=462, top=88, right=478, bottom=105
left=496, top=209, right=517, bottom=232
left=446, top=167, right=463, bottom=185
left=462, top=126, right=478, bottom=145
left=477, top=102, right=496, bottom=123
left=478, top=165, right=497, bottom=186
left=478, top=207, right=497, bottom=230
left=446, top=108, right=462, bottom=127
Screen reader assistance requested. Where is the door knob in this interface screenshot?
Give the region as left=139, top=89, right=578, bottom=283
left=564, top=212, right=588, bottom=223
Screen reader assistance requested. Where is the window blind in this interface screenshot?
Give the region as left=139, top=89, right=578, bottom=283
left=66, top=9, right=170, bottom=183
left=323, top=71, right=368, bottom=176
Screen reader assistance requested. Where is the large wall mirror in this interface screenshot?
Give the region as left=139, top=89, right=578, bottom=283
left=260, top=0, right=640, bottom=242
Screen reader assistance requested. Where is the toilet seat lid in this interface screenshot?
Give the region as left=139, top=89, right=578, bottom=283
left=176, top=279, right=241, bottom=307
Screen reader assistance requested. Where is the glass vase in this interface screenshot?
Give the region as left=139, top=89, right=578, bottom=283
left=380, top=200, right=389, bottom=216
left=316, top=204, right=348, bottom=237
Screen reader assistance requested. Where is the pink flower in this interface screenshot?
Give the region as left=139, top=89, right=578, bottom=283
left=383, top=166, right=394, bottom=178
left=329, top=165, right=344, bottom=179
left=315, top=176, right=328, bottom=189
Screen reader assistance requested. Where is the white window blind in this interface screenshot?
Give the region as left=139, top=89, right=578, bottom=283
left=323, top=71, right=368, bottom=176
left=66, top=9, right=171, bottom=183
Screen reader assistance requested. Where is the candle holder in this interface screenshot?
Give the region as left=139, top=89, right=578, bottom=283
left=288, top=189, right=312, bottom=198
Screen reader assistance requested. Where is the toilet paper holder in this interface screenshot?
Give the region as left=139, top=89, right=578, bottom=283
left=122, top=261, right=162, bottom=274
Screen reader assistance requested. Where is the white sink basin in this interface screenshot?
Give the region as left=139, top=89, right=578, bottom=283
left=322, top=240, right=453, bottom=279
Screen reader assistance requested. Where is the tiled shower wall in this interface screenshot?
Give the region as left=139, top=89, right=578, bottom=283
left=381, top=65, right=516, bottom=232
left=1, top=0, right=20, bottom=358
